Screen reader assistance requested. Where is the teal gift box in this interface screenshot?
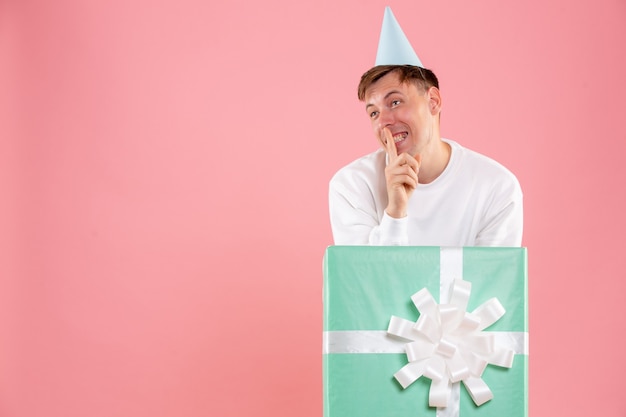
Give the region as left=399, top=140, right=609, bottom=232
left=323, top=246, right=528, bottom=417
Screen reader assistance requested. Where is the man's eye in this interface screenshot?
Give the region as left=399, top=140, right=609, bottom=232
left=391, top=100, right=401, bottom=106
left=369, top=111, right=379, bottom=119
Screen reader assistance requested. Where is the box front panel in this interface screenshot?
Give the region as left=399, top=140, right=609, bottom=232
left=323, top=246, right=528, bottom=417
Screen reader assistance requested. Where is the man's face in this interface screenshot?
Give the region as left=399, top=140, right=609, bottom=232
left=364, top=71, right=439, bottom=157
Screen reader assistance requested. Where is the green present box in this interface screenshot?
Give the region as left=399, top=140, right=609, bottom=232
left=323, top=246, right=528, bottom=417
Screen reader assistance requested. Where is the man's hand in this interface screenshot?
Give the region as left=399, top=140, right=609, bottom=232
left=382, top=128, right=421, bottom=218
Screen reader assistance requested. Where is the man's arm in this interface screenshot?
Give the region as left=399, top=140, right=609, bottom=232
left=475, top=180, right=524, bottom=247
left=329, top=178, right=410, bottom=245
left=328, top=180, right=380, bottom=245
left=329, top=129, right=421, bottom=245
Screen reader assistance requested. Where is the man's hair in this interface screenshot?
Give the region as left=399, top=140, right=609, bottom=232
left=357, top=65, right=439, bottom=101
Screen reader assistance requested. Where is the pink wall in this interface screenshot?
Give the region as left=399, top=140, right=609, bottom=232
left=1, top=0, right=625, bottom=415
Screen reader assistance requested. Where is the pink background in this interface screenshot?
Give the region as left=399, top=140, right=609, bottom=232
left=1, top=0, right=625, bottom=415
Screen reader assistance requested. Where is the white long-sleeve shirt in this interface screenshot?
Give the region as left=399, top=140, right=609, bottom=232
left=329, top=139, right=523, bottom=246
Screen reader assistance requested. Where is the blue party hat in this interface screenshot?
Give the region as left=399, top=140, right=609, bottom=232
left=375, top=7, right=423, bottom=66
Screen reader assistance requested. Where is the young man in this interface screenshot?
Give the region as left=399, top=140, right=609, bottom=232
left=329, top=9, right=523, bottom=246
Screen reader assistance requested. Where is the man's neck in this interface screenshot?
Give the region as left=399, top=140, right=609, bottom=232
left=418, top=139, right=452, bottom=184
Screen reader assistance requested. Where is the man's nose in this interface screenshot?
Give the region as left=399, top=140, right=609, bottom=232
left=378, top=108, right=395, bottom=126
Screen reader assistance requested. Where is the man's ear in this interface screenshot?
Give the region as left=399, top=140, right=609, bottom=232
left=427, top=86, right=442, bottom=115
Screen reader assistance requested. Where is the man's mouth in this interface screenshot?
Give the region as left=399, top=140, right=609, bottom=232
left=392, top=132, right=408, bottom=143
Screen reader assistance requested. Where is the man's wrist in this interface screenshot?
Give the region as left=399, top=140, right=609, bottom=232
left=385, top=206, right=407, bottom=218
left=377, top=211, right=410, bottom=245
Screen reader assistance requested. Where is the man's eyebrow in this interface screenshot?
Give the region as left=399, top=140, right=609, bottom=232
left=365, top=90, right=403, bottom=110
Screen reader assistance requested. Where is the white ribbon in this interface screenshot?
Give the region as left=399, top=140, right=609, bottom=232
left=387, top=247, right=518, bottom=412
left=323, top=331, right=527, bottom=355
left=388, top=281, right=514, bottom=407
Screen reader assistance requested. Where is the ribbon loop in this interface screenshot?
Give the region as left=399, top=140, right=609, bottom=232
left=463, top=376, right=494, bottom=406
left=472, top=298, right=506, bottom=330
left=447, top=351, right=471, bottom=383
left=388, top=315, right=421, bottom=341
left=415, top=313, right=441, bottom=343
left=411, top=288, right=439, bottom=317
left=394, top=360, right=427, bottom=389
left=424, top=356, right=446, bottom=382
left=406, top=340, right=434, bottom=362
left=439, top=304, right=464, bottom=333
left=429, top=378, right=451, bottom=408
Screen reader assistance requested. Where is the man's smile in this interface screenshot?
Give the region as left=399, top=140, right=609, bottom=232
left=392, top=132, right=408, bottom=143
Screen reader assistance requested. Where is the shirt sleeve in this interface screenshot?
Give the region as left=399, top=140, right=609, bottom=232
left=329, top=177, right=409, bottom=245
left=474, top=177, right=524, bottom=247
